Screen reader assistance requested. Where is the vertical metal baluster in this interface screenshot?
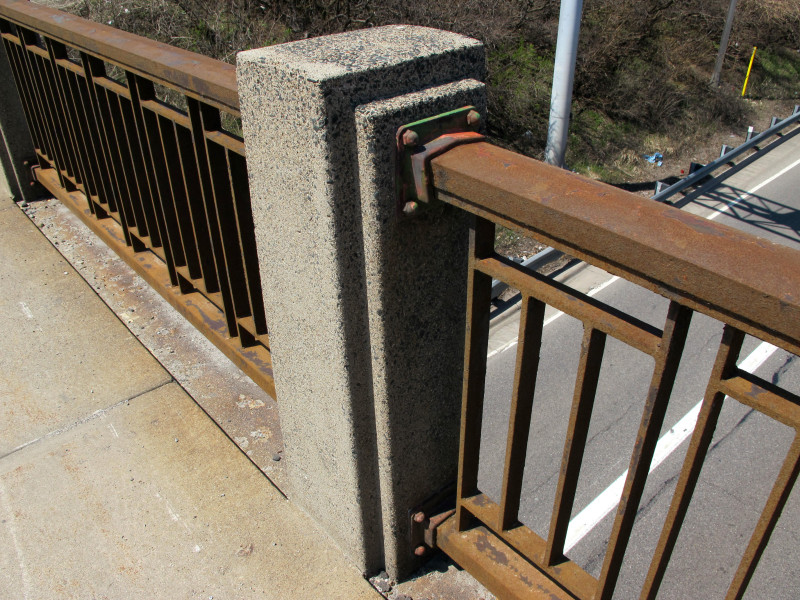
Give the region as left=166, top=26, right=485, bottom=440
left=187, top=98, right=237, bottom=335
left=595, top=302, right=693, bottom=600
left=0, top=23, right=45, bottom=168
left=115, top=93, right=153, bottom=241
left=544, top=326, right=606, bottom=565
left=455, top=216, right=495, bottom=531
left=62, top=64, right=102, bottom=204
left=228, top=149, right=268, bottom=336
left=79, top=54, right=129, bottom=229
left=640, top=326, right=744, bottom=599
left=497, top=297, right=546, bottom=532
left=44, top=39, right=93, bottom=204
left=174, top=120, right=219, bottom=294
left=165, top=118, right=203, bottom=279
left=104, top=86, right=147, bottom=246
left=204, top=126, right=252, bottom=328
left=17, top=28, right=64, bottom=187
left=34, top=36, right=77, bottom=184
left=67, top=64, right=112, bottom=214
left=127, top=73, right=182, bottom=285
left=188, top=98, right=236, bottom=328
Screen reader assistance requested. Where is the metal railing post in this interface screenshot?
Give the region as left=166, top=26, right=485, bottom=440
left=236, top=27, right=486, bottom=578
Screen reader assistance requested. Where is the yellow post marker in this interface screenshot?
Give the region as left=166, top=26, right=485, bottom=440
left=742, top=46, right=757, bottom=97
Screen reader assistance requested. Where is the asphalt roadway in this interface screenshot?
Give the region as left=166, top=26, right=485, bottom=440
left=479, top=132, right=800, bottom=599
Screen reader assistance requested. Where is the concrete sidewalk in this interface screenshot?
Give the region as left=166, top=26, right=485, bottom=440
left=0, top=192, right=380, bottom=599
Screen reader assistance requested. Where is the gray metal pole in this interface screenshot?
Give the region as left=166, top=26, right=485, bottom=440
left=711, top=0, right=738, bottom=86
left=544, top=0, right=583, bottom=168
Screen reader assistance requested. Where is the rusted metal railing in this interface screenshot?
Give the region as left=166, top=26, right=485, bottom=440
left=0, top=0, right=273, bottom=397
left=423, top=142, right=800, bottom=599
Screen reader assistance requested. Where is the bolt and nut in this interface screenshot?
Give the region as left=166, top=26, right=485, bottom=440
left=402, top=130, right=420, bottom=147
left=402, top=201, right=418, bottom=216
left=466, top=110, right=481, bottom=127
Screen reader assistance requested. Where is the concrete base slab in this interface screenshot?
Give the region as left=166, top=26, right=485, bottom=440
left=0, top=197, right=380, bottom=600
left=0, top=383, right=379, bottom=600
left=0, top=203, right=169, bottom=455
left=18, top=197, right=286, bottom=490
left=385, top=554, right=496, bottom=600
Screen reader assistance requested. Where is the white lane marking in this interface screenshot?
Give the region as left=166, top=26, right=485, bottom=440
left=491, top=154, right=800, bottom=360
left=563, top=341, right=778, bottom=552
left=487, top=276, right=620, bottom=360
left=706, top=154, right=800, bottom=221
left=487, top=156, right=792, bottom=548
left=18, top=302, right=33, bottom=320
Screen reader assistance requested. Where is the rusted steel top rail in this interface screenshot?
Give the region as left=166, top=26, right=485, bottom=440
left=0, top=0, right=238, bottom=114
left=431, top=142, right=800, bottom=356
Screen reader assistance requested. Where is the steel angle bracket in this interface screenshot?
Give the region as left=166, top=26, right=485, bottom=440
left=396, top=106, right=485, bottom=218
left=409, top=483, right=456, bottom=559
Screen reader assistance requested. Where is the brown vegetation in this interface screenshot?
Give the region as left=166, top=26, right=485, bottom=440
left=45, top=0, right=800, bottom=181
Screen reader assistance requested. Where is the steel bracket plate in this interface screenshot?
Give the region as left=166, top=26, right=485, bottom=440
left=396, top=106, right=485, bottom=217
left=409, top=483, right=455, bottom=559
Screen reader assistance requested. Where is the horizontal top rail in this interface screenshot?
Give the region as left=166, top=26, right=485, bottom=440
left=0, top=0, right=238, bottom=114
left=431, top=142, right=800, bottom=355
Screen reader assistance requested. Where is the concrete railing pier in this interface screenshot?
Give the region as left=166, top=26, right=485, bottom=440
left=0, top=46, right=35, bottom=204
left=237, top=26, right=485, bottom=577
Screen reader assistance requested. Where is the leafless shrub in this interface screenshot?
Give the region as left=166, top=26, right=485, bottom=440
left=43, top=0, right=794, bottom=172
left=738, top=0, right=800, bottom=47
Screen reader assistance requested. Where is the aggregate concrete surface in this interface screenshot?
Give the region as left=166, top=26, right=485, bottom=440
left=18, top=198, right=286, bottom=491
left=2, top=192, right=496, bottom=599
left=237, top=25, right=486, bottom=576
left=0, top=194, right=381, bottom=599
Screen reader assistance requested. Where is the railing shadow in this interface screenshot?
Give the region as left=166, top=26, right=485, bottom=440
left=614, top=176, right=681, bottom=194
left=677, top=184, right=800, bottom=247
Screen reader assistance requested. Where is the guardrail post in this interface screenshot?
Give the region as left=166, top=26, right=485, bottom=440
left=237, top=27, right=485, bottom=577
left=0, top=41, right=35, bottom=204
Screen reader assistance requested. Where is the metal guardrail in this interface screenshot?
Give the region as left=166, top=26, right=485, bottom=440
left=652, top=105, right=800, bottom=203
left=419, top=141, right=800, bottom=599
left=0, top=0, right=274, bottom=397
left=490, top=246, right=560, bottom=299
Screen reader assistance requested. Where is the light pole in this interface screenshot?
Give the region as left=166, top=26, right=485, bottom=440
left=711, top=0, right=738, bottom=87
left=544, top=0, right=583, bottom=168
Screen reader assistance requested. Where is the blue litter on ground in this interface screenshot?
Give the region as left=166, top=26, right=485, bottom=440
left=644, top=152, right=663, bottom=167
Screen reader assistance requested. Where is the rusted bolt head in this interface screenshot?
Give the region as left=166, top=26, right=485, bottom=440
left=412, top=512, right=426, bottom=524
left=414, top=545, right=427, bottom=557
left=466, top=110, right=481, bottom=127
left=402, top=130, right=420, bottom=147
left=402, top=201, right=418, bottom=216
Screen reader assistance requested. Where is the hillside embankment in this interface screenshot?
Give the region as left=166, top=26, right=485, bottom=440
left=40, top=0, right=800, bottom=257
left=47, top=0, right=798, bottom=180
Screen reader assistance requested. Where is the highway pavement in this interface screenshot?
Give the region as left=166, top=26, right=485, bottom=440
left=479, top=132, right=800, bottom=598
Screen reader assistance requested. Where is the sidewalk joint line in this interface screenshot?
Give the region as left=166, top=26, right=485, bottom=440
left=0, top=378, right=173, bottom=461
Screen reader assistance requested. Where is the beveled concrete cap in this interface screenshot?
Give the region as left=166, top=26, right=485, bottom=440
left=237, top=25, right=483, bottom=81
